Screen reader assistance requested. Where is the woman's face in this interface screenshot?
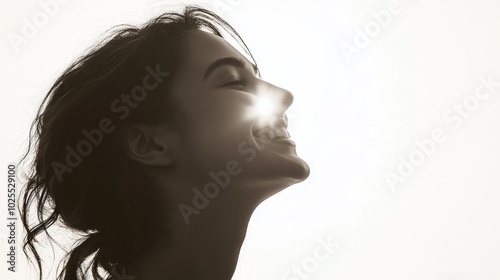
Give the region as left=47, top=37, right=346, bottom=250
left=169, top=31, right=309, bottom=193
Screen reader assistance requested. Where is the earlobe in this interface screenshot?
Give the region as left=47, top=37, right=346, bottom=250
left=125, top=124, right=175, bottom=167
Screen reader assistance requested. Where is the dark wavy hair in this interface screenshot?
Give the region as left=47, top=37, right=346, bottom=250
left=19, top=6, right=258, bottom=280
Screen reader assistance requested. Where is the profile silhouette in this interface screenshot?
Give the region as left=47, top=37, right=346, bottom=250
left=20, top=6, right=309, bottom=280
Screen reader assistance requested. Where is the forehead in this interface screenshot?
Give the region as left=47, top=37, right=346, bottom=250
left=178, top=31, right=252, bottom=77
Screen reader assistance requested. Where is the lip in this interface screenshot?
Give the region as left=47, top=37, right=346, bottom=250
left=251, top=116, right=294, bottom=147
left=255, top=137, right=296, bottom=147
left=274, top=118, right=288, bottom=128
left=251, top=117, right=289, bottom=135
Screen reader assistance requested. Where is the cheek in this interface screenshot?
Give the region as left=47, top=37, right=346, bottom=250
left=192, top=92, right=254, bottom=135
left=181, top=93, right=256, bottom=168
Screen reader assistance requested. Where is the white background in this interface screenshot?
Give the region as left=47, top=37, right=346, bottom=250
left=1, top=0, right=500, bottom=279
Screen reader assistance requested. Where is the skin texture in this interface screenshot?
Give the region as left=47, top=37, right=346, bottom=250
left=124, top=31, right=310, bottom=279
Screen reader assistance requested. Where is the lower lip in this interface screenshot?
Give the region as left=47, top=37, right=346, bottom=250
left=255, top=137, right=296, bottom=147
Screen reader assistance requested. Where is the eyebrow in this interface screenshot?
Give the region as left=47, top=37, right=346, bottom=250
left=203, top=57, right=259, bottom=80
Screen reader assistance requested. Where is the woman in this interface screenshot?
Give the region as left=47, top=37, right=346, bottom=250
left=20, top=6, right=309, bottom=280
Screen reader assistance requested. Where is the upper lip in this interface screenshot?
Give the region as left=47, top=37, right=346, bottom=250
left=274, top=117, right=288, bottom=129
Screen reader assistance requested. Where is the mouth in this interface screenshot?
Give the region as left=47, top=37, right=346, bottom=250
left=253, top=126, right=291, bottom=141
left=252, top=118, right=291, bottom=141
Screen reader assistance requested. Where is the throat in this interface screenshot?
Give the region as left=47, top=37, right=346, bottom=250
left=134, top=196, right=256, bottom=280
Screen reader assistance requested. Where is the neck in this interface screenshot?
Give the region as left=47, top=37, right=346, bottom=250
left=134, top=184, right=260, bottom=280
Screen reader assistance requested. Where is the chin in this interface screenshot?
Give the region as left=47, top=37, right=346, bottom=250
left=251, top=147, right=311, bottom=188
left=236, top=152, right=309, bottom=204
left=237, top=132, right=310, bottom=190
left=279, top=153, right=310, bottom=184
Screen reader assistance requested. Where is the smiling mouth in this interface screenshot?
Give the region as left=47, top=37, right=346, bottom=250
left=252, top=117, right=291, bottom=141
left=253, top=126, right=291, bottom=141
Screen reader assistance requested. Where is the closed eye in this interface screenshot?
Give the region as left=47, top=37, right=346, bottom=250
left=221, top=75, right=248, bottom=88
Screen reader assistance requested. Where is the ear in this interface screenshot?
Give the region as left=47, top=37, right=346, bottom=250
left=125, top=123, right=175, bottom=167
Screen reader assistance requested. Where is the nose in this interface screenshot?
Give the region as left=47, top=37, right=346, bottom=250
left=262, top=81, right=294, bottom=115
left=279, top=87, right=294, bottom=113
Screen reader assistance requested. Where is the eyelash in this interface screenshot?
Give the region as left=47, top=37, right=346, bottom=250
left=222, top=75, right=248, bottom=87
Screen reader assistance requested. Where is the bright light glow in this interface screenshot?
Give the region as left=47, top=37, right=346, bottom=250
left=255, top=95, right=277, bottom=119
left=247, top=93, right=280, bottom=127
